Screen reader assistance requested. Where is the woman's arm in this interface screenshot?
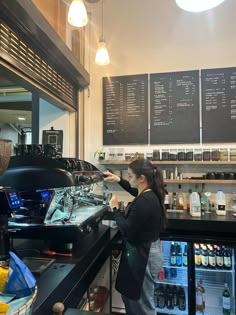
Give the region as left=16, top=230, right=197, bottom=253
left=103, top=171, right=138, bottom=197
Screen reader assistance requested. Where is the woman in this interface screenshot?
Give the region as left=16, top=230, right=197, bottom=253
left=103, top=158, right=167, bottom=315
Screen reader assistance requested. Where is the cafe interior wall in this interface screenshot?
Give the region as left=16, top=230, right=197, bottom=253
left=82, top=0, right=236, bottom=166
left=39, top=98, right=76, bottom=157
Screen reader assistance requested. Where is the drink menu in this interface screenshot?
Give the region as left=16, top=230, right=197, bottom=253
left=103, top=74, right=148, bottom=145
left=150, top=70, right=200, bottom=144
left=202, top=67, right=236, bottom=143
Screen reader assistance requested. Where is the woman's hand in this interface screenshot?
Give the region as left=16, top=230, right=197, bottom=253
left=103, top=171, right=120, bottom=183
left=109, top=195, right=119, bottom=211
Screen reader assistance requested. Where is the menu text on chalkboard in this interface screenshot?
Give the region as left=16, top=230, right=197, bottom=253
left=202, top=67, right=236, bottom=143
left=103, top=74, right=148, bottom=145
left=150, top=70, right=200, bottom=144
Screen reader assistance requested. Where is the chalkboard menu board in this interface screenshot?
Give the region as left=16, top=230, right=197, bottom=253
left=202, top=67, right=236, bottom=143
left=103, top=74, right=148, bottom=145
left=150, top=70, right=200, bottom=144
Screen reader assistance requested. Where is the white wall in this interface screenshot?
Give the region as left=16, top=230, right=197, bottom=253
left=84, top=0, right=236, bottom=163
left=39, top=98, right=76, bottom=157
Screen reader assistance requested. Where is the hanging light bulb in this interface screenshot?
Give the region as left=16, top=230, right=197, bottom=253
left=95, top=0, right=110, bottom=65
left=68, top=0, right=88, bottom=27
left=176, top=0, right=225, bottom=12
left=95, top=40, right=110, bottom=65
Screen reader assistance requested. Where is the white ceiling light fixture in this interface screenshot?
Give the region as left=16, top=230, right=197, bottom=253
left=95, top=0, right=110, bottom=66
left=68, top=0, right=88, bottom=27
left=176, top=0, right=225, bottom=12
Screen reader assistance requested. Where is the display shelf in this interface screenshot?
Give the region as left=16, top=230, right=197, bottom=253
left=195, top=267, right=234, bottom=273
left=100, top=160, right=236, bottom=165
left=200, top=306, right=234, bottom=315
left=163, top=265, right=187, bottom=269
left=155, top=280, right=188, bottom=287
left=156, top=306, right=188, bottom=315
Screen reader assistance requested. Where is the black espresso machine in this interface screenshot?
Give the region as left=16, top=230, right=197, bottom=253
left=0, top=148, right=111, bottom=251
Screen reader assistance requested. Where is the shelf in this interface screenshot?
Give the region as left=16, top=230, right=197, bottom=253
left=100, top=160, right=236, bottom=165
left=156, top=306, right=188, bottom=315
left=155, top=280, right=188, bottom=286
left=201, top=306, right=235, bottom=315
left=164, top=179, right=236, bottom=184
left=196, top=267, right=234, bottom=273
left=163, top=265, right=187, bottom=269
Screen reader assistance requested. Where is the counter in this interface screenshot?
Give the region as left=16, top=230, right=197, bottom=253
left=28, top=211, right=236, bottom=314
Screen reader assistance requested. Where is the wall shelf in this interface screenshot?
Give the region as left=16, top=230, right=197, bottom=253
left=165, top=180, right=236, bottom=184
left=100, top=160, right=236, bottom=165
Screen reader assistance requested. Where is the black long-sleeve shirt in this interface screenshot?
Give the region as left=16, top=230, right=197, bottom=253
left=114, top=179, right=161, bottom=243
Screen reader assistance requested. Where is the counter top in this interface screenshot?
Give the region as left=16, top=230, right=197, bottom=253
left=165, top=210, right=236, bottom=241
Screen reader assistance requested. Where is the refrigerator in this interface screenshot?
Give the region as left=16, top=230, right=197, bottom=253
left=194, top=243, right=235, bottom=315
left=155, top=240, right=189, bottom=315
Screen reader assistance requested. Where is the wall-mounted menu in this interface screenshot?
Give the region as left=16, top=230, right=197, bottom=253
left=202, top=67, right=236, bottom=143
left=103, top=74, right=148, bottom=145
left=150, top=70, right=200, bottom=144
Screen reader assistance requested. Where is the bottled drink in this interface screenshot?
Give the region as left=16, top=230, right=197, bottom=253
left=200, top=244, right=209, bottom=268
left=208, top=245, right=216, bottom=269
left=156, top=284, right=165, bottom=309
left=170, top=242, right=177, bottom=266
left=172, top=285, right=178, bottom=307
left=216, top=246, right=224, bottom=269
left=177, top=184, right=184, bottom=210
left=223, top=247, right=232, bottom=270
left=216, top=190, right=226, bottom=215
left=178, top=285, right=186, bottom=311
left=194, top=244, right=201, bottom=267
left=190, top=192, right=201, bottom=217
left=165, top=285, right=174, bottom=310
left=172, top=192, right=177, bottom=210
left=176, top=244, right=182, bottom=266
left=186, top=189, right=192, bottom=211
left=231, top=192, right=236, bottom=212
left=183, top=244, right=188, bottom=266
left=164, top=185, right=170, bottom=210
left=223, top=283, right=231, bottom=315
left=196, top=279, right=205, bottom=312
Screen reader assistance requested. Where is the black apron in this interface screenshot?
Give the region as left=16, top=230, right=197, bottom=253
left=115, top=239, right=151, bottom=300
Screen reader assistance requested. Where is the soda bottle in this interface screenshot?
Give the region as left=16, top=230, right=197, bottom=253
left=222, top=283, right=231, bottom=315
left=196, top=279, right=205, bottom=312
left=170, top=242, right=177, bottom=266
left=176, top=244, right=182, bottom=266
left=156, top=284, right=165, bottom=309
left=183, top=244, right=188, bottom=267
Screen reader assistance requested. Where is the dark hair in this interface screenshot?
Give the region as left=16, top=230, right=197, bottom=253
left=128, top=158, right=167, bottom=230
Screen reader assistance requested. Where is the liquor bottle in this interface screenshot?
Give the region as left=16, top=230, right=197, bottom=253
left=216, top=246, right=224, bottom=269
left=165, top=285, right=174, bottom=310
left=223, top=247, right=232, bottom=270
left=172, top=285, right=178, bottom=307
left=164, top=185, right=170, bottom=209
left=194, top=244, right=201, bottom=266
left=200, top=245, right=209, bottom=268
left=208, top=245, right=216, bottom=269
left=156, top=284, right=165, bottom=309
left=186, top=189, right=192, bottom=211
left=178, top=285, right=186, bottom=311
left=183, top=244, right=188, bottom=266
left=222, top=283, right=231, bottom=315
left=170, top=242, right=177, bottom=266
left=177, top=184, right=184, bottom=210
left=196, top=279, right=205, bottom=312
left=172, top=192, right=177, bottom=210
left=176, top=244, right=182, bottom=266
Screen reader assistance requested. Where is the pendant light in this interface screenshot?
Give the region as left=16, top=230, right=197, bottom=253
left=95, top=0, right=110, bottom=66
left=176, top=0, right=225, bottom=12
left=68, top=0, right=88, bottom=27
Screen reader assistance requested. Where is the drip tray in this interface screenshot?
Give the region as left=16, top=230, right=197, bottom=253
left=22, top=257, right=55, bottom=275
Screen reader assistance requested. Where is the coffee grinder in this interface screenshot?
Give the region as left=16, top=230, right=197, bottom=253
left=0, top=139, right=22, bottom=263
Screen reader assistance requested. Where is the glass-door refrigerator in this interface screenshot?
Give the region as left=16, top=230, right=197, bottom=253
left=155, top=240, right=189, bottom=315
left=194, top=243, right=235, bottom=315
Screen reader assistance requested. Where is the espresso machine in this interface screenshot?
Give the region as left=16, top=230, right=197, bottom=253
left=0, top=139, right=22, bottom=262
left=0, top=146, right=111, bottom=252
